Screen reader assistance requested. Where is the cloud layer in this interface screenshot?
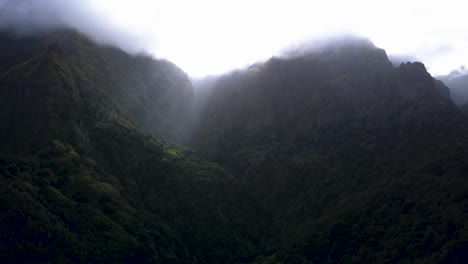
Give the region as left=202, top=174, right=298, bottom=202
left=0, top=0, right=466, bottom=77
left=0, top=0, right=153, bottom=52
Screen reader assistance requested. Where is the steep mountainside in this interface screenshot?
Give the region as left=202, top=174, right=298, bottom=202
left=191, top=40, right=468, bottom=263
left=1, top=30, right=468, bottom=264
left=0, top=31, right=269, bottom=263
left=0, top=31, right=193, bottom=143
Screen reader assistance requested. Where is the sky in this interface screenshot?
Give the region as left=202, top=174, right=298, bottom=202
left=0, top=0, right=466, bottom=77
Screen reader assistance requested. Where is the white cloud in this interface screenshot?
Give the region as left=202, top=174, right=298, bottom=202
left=1, top=0, right=466, bottom=76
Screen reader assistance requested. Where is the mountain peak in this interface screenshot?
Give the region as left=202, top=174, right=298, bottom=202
left=398, top=61, right=428, bottom=73
left=393, top=61, right=449, bottom=99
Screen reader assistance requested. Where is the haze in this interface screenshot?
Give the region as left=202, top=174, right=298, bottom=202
left=0, top=0, right=466, bottom=77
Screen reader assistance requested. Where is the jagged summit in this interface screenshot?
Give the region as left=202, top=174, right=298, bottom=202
left=189, top=38, right=468, bottom=263
left=397, top=61, right=430, bottom=75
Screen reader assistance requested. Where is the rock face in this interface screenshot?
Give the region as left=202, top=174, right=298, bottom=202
left=190, top=39, right=468, bottom=263
left=101, top=48, right=195, bottom=143
left=191, top=48, right=457, bottom=168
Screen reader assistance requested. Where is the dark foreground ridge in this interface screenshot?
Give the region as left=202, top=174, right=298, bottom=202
left=0, top=31, right=467, bottom=263
left=0, top=30, right=269, bottom=263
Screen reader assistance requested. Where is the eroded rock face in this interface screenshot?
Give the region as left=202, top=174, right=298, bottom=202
left=189, top=40, right=468, bottom=263
left=191, top=44, right=456, bottom=165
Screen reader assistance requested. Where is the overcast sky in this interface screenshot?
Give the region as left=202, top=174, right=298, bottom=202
left=0, top=0, right=466, bottom=77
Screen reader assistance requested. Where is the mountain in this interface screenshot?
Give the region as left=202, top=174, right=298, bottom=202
left=0, top=30, right=269, bottom=263
left=190, top=39, right=468, bottom=263
left=438, top=73, right=468, bottom=105
left=0, top=30, right=194, bottom=144
left=1, top=30, right=468, bottom=264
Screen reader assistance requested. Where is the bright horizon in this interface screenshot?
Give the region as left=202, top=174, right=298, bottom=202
left=1, top=0, right=467, bottom=77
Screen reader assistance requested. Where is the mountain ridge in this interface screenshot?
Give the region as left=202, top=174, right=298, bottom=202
left=0, top=30, right=467, bottom=263
left=189, top=41, right=468, bottom=263
left=0, top=29, right=269, bottom=263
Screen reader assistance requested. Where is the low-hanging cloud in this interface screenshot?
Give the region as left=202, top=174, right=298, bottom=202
left=0, top=0, right=466, bottom=77
left=0, top=0, right=153, bottom=53
left=439, top=65, right=468, bottom=80
left=279, top=33, right=376, bottom=58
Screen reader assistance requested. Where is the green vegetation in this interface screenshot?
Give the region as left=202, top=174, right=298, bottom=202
left=191, top=42, right=468, bottom=263
left=0, top=31, right=467, bottom=263
left=0, top=31, right=269, bottom=263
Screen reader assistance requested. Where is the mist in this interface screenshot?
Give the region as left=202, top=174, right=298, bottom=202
left=439, top=65, right=468, bottom=80
left=0, top=0, right=466, bottom=77
left=0, top=0, right=154, bottom=53
left=387, top=55, right=420, bottom=68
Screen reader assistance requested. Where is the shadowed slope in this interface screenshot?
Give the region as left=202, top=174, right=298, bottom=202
left=0, top=31, right=269, bottom=263
left=191, top=40, right=468, bottom=263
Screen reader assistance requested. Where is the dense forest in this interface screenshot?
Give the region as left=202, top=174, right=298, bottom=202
left=190, top=40, right=468, bottom=263
left=0, top=30, right=467, bottom=263
left=0, top=30, right=270, bottom=263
